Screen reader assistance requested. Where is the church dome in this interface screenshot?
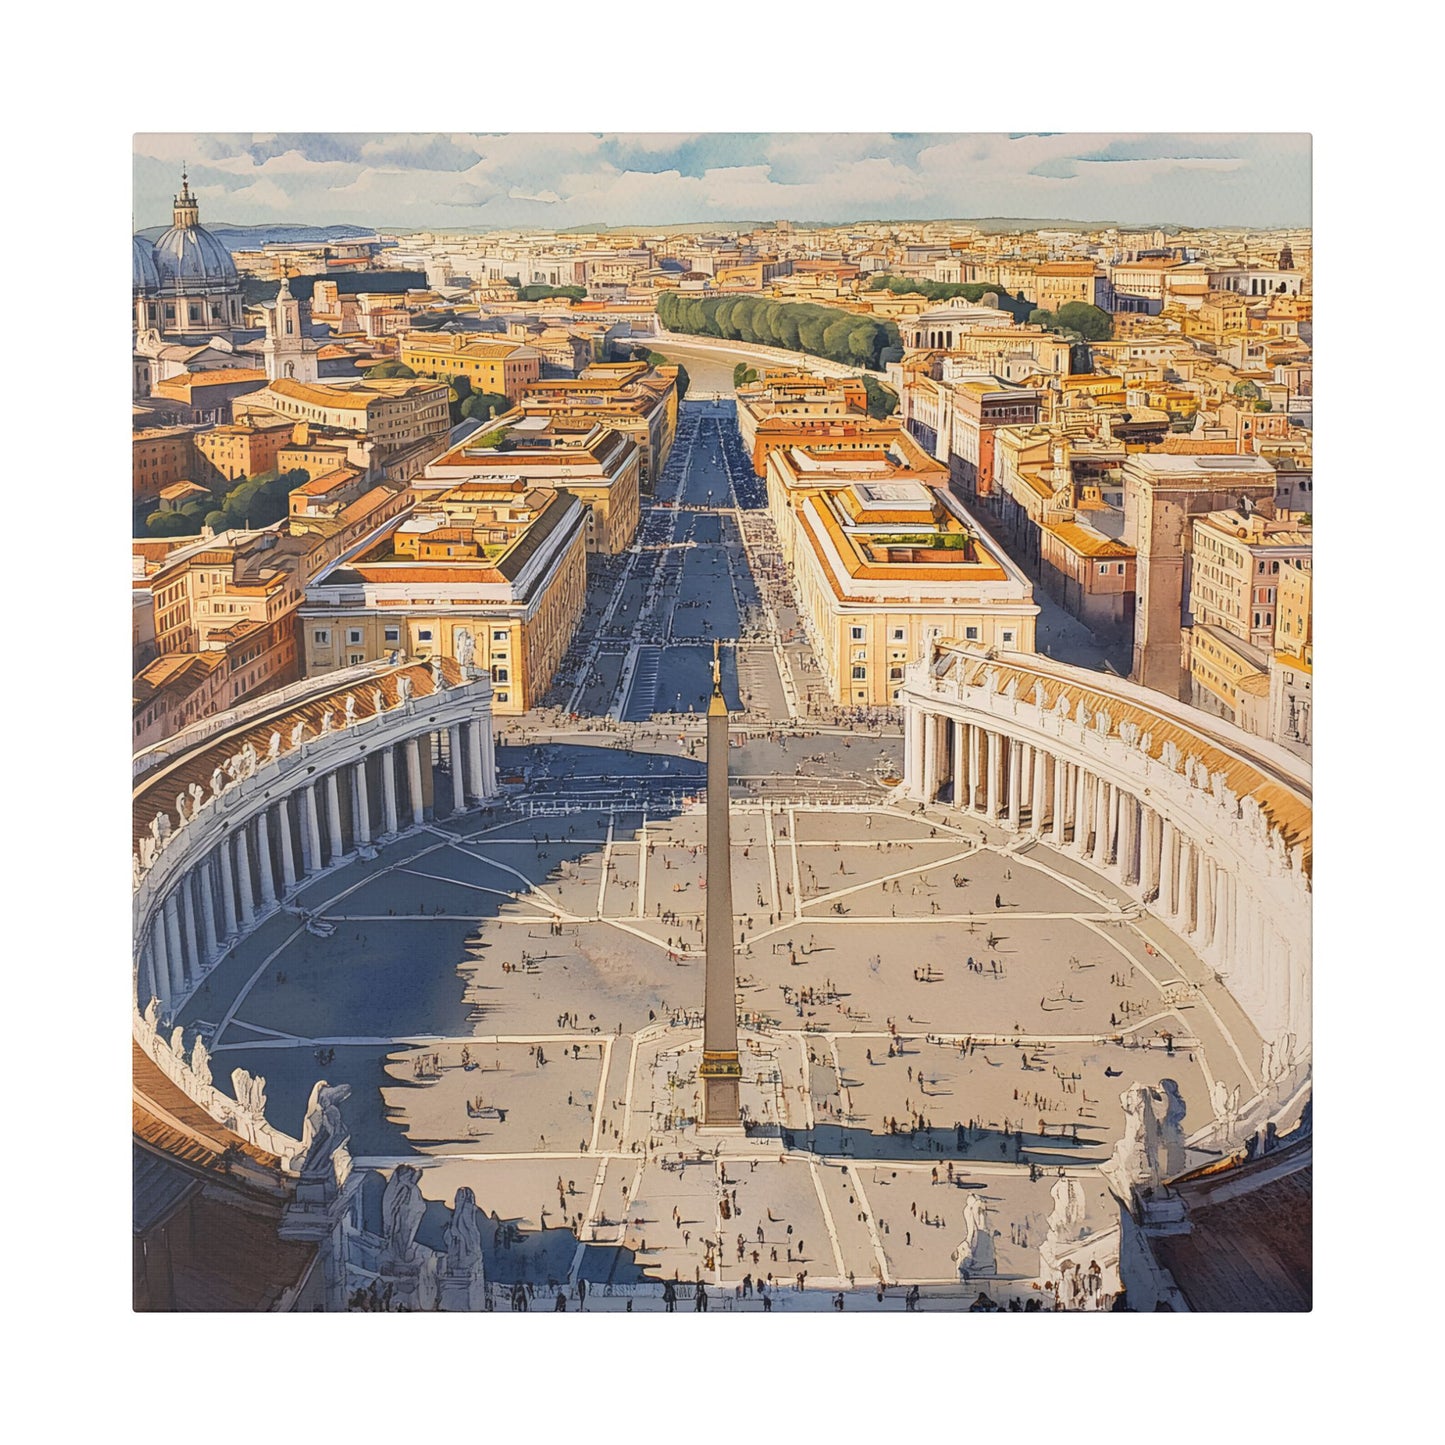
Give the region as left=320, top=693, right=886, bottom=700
left=132, top=234, right=161, bottom=293
left=151, top=171, right=238, bottom=287
left=153, top=224, right=238, bottom=285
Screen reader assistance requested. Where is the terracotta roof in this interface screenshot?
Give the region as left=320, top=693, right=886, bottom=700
left=1045, top=522, right=1134, bottom=559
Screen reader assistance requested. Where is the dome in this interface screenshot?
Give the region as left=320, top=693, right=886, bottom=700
left=153, top=223, right=238, bottom=286
left=132, top=235, right=161, bottom=293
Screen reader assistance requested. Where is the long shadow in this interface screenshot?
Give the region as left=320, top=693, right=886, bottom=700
left=760, top=1119, right=1111, bottom=1167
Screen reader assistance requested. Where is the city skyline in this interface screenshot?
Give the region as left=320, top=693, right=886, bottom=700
left=133, top=132, right=1312, bottom=231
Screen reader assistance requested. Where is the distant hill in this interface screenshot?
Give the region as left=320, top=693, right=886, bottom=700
left=134, top=222, right=379, bottom=246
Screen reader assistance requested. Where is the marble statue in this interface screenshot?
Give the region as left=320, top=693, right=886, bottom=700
left=320, top=710, right=334, bottom=735
left=293, top=1080, right=352, bottom=1181
left=445, top=1186, right=485, bottom=1272
left=1156, top=1079, right=1188, bottom=1179
left=132, top=852, right=143, bottom=887
left=139, top=836, right=156, bottom=869
left=344, top=694, right=357, bottom=726
left=455, top=628, right=475, bottom=670
left=1004, top=675, right=1019, bottom=700
left=1111, top=1083, right=1162, bottom=1189
left=290, top=721, right=305, bottom=749
left=1095, top=708, right=1111, bottom=734
left=382, top=1164, right=427, bottom=1265
left=1120, top=722, right=1140, bottom=748
left=191, top=1036, right=213, bottom=1092
left=1054, top=694, right=1071, bottom=720
left=955, top=1192, right=996, bottom=1276
left=188, top=782, right=206, bottom=815
left=1139, top=731, right=1153, bottom=757
left=267, top=731, right=282, bottom=761
left=170, top=1025, right=186, bottom=1058
left=398, top=675, right=413, bottom=703
left=225, top=755, right=243, bottom=783
left=230, top=1068, right=268, bottom=1121
left=1047, top=1177, right=1088, bottom=1245
left=177, top=792, right=190, bottom=824
left=1261, top=1040, right=1276, bottom=1084
left=1075, top=700, right=1091, bottom=729
left=142, top=998, right=160, bottom=1036
left=1211, top=1080, right=1242, bottom=1138
left=1033, top=682, right=1048, bottom=710
left=372, top=688, right=385, bottom=714
left=211, top=767, right=225, bottom=798
left=241, top=742, right=258, bottom=777
left=1162, top=741, right=1181, bottom=772
left=430, top=657, right=444, bottom=690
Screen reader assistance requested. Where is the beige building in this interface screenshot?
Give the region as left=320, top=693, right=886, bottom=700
left=1190, top=510, right=1313, bottom=652
left=234, top=377, right=450, bottom=456
left=398, top=333, right=542, bottom=400
left=298, top=483, right=587, bottom=713
left=421, top=413, right=641, bottom=555
left=1269, top=560, right=1312, bottom=760
left=517, top=362, right=679, bottom=488
left=766, top=446, right=1037, bottom=707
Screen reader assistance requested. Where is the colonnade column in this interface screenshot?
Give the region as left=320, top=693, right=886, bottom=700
left=353, top=761, right=372, bottom=846
left=1052, top=758, right=1067, bottom=846
left=951, top=723, right=966, bottom=810
left=151, top=914, right=172, bottom=1014
left=1073, top=766, right=1090, bottom=855
left=180, top=877, right=201, bottom=985
left=922, top=713, right=939, bottom=804
left=1006, top=738, right=1023, bottom=830
left=235, top=828, right=256, bottom=929
left=985, top=730, right=1002, bottom=821
left=219, top=843, right=239, bottom=940
left=467, top=722, right=485, bottom=806
left=199, top=858, right=221, bottom=960
left=304, top=783, right=324, bottom=872
left=968, top=727, right=981, bottom=811
left=905, top=707, right=923, bottom=795
left=481, top=721, right=497, bottom=797
left=449, top=725, right=466, bottom=815
left=278, top=797, right=298, bottom=891
left=256, top=809, right=278, bottom=910
left=1031, top=747, right=1049, bottom=837
left=406, top=738, right=425, bottom=827
left=1213, top=868, right=1232, bottom=961
left=325, top=772, right=345, bottom=859
left=163, top=893, right=185, bottom=1002
left=1159, top=819, right=1177, bottom=918
left=381, top=745, right=400, bottom=836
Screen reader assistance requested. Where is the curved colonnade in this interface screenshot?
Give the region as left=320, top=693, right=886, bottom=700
left=132, top=657, right=497, bottom=1024
left=900, top=643, right=1312, bottom=1078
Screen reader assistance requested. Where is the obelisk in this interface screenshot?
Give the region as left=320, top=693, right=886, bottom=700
left=699, top=639, right=743, bottom=1129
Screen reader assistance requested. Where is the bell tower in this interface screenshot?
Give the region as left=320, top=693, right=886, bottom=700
left=173, top=169, right=200, bottom=229
left=263, top=272, right=319, bottom=383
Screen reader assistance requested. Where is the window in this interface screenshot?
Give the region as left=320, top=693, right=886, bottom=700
left=965, top=626, right=979, bottom=640
left=1117, top=564, right=1126, bottom=575
left=417, top=629, right=433, bottom=642
left=1001, top=630, right=1015, bottom=645
left=850, top=626, right=865, bottom=641
left=313, top=629, right=330, bottom=645
left=384, top=626, right=400, bottom=644
left=493, top=630, right=508, bottom=641
left=496, top=692, right=509, bottom=704
left=493, top=667, right=509, bottom=683
left=851, top=665, right=867, bottom=680
left=889, top=666, right=904, bottom=681
left=348, top=629, right=363, bottom=645
left=891, top=627, right=905, bottom=642
left=348, top=652, right=364, bottom=665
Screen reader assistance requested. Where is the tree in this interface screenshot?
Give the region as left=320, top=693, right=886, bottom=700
left=861, top=375, right=898, bottom=419
left=145, top=508, right=200, bottom=537
left=364, top=360, right=416, bottom=379
left=1054, top=302, right=1113, bottom=342
left=1233, top=380, right=1261, bottom=400
left=461, top=392, right=509, bottom=422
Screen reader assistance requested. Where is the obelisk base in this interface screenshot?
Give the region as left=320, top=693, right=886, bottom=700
left=699, top=1053, right=744, bottom=1133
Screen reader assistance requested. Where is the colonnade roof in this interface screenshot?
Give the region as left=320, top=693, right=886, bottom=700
left=934, top=645, right=1311, bottom=872
left=133, top=658, right=462, bottom=854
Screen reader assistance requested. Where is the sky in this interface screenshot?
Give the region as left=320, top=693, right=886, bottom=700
left=132, top=132, right=1311, bottom=232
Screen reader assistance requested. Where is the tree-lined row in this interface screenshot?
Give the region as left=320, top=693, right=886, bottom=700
left=657, top=291, right=901, bottom=371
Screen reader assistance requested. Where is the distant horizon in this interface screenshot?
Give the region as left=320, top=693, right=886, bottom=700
left=133, top=133, right=1312, bottom=232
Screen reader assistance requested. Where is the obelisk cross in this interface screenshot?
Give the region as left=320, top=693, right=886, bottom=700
left=699, top=637, right=742, bottom=1127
